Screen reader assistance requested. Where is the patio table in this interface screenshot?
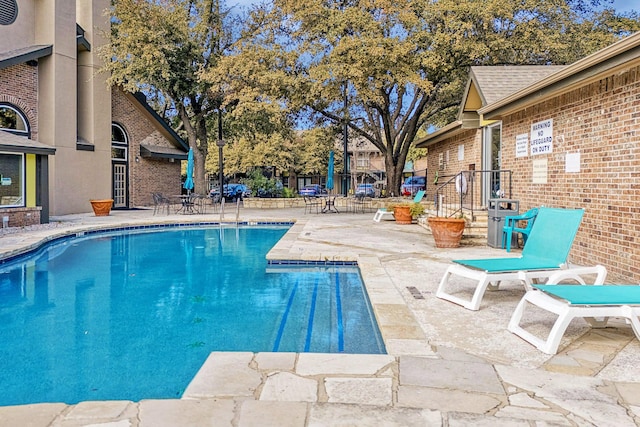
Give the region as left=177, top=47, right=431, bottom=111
left=321, top=195, right=339, bottom=213
left=172, top=194, right=198, bottom=214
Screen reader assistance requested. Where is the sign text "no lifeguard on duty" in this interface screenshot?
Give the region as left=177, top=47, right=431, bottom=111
left=530, top=119, right=553, bottom=155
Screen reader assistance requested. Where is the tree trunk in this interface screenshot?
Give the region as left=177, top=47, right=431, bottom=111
left=193, top=148, right=207, bottom=195
left=178, top=104, right=209, bottom=196
left=383, top=151, right=401, bottom=197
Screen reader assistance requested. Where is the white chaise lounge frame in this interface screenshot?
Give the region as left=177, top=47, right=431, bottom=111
left=507, top=267, right=640, bottom=355
left=436, top=207, right=588, bottom=311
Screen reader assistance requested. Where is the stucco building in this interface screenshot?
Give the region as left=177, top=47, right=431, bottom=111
left=0, top=0, right=188, bottom=225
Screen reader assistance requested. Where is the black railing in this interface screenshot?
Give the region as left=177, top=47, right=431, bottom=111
left=434, top=170, right=512, bottom=220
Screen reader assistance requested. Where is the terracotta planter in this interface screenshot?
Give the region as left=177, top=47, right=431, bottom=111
left=90, top=199, right=113, bottom=216
left=393, top=205, right=412, bottom=224
left=428, top=217, right=466, bottom=248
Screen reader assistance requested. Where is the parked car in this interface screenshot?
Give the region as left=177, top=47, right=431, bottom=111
left=209, top=183, right=250, bottom=201
left=355, top=183, right=375, bottom=197
left=299, top=184, right=327, bottom=197
left=401, top=176, right=426, bottom=196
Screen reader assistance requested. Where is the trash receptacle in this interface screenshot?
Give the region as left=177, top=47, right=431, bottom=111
left=487, top=199, right=519, bottom=248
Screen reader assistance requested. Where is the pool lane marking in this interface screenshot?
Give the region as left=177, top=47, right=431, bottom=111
left=272, top=278, right=299, bottom=352
left=335, top=270, right=344, bottom=352
left=304, top=277, right=320, bottom=352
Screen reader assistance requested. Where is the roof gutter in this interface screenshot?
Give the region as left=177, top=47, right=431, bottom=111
left=414, top=121, right=464, bottom=148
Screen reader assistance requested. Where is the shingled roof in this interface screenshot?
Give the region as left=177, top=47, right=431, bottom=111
left=417, top=65, right=567, bottom=148
left=469, top=65, right=567, bottom=105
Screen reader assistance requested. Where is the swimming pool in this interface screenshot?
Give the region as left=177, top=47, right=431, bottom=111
left=0, top=225, right=384, bottom=406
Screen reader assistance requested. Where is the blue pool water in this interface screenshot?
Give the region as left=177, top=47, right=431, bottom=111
left=0, top=225, right=384, bottom=406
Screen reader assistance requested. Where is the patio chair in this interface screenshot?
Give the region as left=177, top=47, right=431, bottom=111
left=373, top=190, right=424, bottom=222
left=436, top=207, right=587, bottom=311
left=303, top=196, right=321, bottom=214
left=506, top=267, right=640, bottom=355
left=152, top=193, right=171, bottom=215
left=192, top=194, right=208, bottom=214
left=502, top=207, right=539, bottom=252
left=352, top=194, right=372, bottom=214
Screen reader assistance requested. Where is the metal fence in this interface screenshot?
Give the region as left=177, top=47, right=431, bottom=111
left=434, top=170, right=512, bottom=221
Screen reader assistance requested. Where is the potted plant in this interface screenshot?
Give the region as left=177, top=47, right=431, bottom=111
left=427, top=214, right=466, bottom=248
left=89, top=199, right=113, bottom=216
left=388, top=201, right=425, bottom=224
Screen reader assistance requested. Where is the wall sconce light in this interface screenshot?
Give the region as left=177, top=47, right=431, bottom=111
left=135, top=156, right=140, bottom=163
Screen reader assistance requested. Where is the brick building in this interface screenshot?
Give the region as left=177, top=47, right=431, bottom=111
left=417, top=32, right=640, bottom=282
left=0, top=0, right=187, bottom=225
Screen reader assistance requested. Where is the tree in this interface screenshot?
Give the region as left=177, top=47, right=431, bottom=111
left=206, top=92, right=296, bottom=174
left=99, top=0, right=243, bottom=194
left=293, top=127, right=342, bottom=177
left=220, top=0, right=639, bottom=195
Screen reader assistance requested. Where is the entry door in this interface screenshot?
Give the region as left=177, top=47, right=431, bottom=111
left=112, top=163, right=127, bottom=208
left=482, top=123, right=502, bottom=205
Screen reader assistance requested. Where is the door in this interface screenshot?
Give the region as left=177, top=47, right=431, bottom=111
left=111, top=123, right=129, bottom=208
left=482, top=123, right=502, bottom=205
left=112, top=163, right=127, bottom=208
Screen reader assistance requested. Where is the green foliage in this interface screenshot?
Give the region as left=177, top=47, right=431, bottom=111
left=241, top=170, right=284, bottom=198
left=218, top=0, right=637, bottom=195
left=294, top=127, right=343, bottom=175
left=101, top=0, right=639, bottom=198
left=410, top=203, right=426, bottom=218
left=407, top=146, right=428, bottom=163
left=387, top=201, right=425, bottom=218
left=281, top=187, right=295, bottom=198
left=99, top=0, right=245, bottom=195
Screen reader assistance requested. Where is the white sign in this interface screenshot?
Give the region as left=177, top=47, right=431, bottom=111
left=530, top=119, right=553, bottom=155
left=458, top=144, right=464, bottom=161
left=565, top=152, right=580, bottom=173
left=532, top=158, right=548, bottom=184
left=515, top=134, right=528, bottom=158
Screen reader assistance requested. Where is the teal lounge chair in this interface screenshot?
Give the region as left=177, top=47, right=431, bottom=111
left=502, top=207, right=539, bottom=252
left=373, top=190, right=425, bottom=222
left=508, top=267, right=639, bottom=354
left=436, top=207, right=594, bottom=311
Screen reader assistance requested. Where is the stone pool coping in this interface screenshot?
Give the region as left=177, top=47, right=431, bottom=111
left=1, top=207, right=639, bottom=426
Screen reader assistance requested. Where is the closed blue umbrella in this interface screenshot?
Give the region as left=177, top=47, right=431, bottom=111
left=183, top=148, right=194, bottom=193
left=326, top=150, right=334, bottom=192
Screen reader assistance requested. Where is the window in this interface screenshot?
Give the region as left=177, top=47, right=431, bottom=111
left=0, top=105, right=29, bottom=136
left=0, top=105, right=28, bottom=207
left=0, top=153, right=24, bottom=207
left=356, top=152, right=370, bottom=169
left=111, top=123, right=128, bottom=161
left=112, top=123, right=126, bottom=144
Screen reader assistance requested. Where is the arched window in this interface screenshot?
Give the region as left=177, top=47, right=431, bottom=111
left=0, top=104, right=29, bottom=137
left=0, top=105, right=28, bottom=207
left=111, top=123, right=128, bottom=161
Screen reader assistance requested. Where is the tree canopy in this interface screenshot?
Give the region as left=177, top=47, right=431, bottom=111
left=99, top=0, right=244, bottom=194
left=216, top=0, right=640, bottom=194
left=100, top=0, right=640, bottom=195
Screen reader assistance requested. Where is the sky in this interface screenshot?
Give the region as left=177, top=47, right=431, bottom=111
left=611, top=0, right=639, bottom=13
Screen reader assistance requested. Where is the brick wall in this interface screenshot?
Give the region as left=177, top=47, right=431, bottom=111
left=111, top=90, right=183, bottom=207
left=0, top=207, right=41, bottom=227
left=0, top=64, right=41, bottom=223
left=500, top=65, right=640, bottom=281
left=0, top=63, right=38, bottom=140
left=426, top=129, right=482, bottom=205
